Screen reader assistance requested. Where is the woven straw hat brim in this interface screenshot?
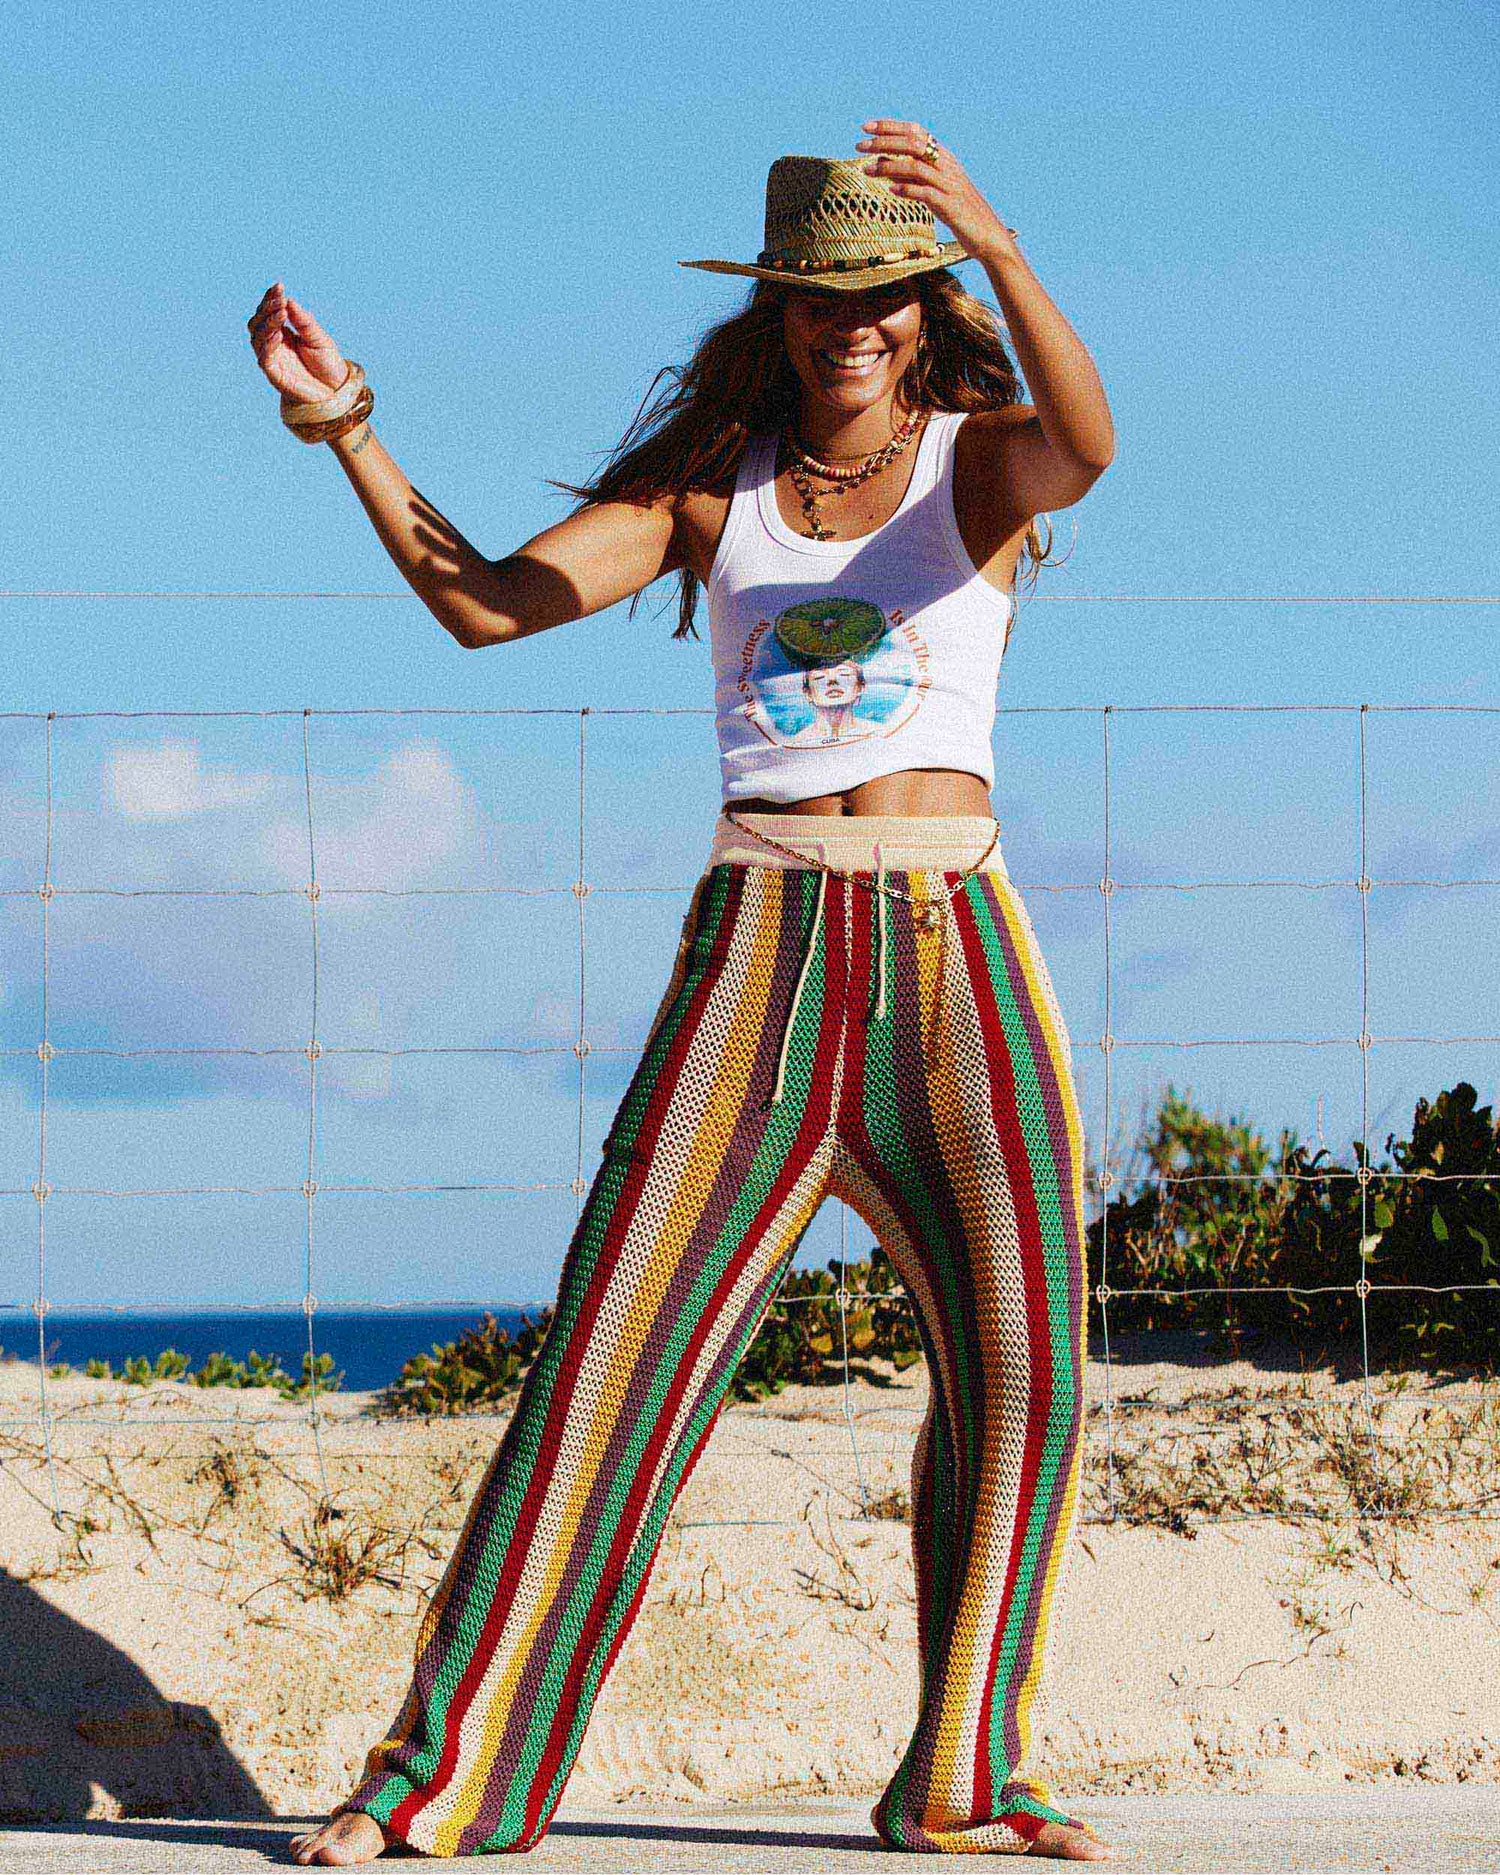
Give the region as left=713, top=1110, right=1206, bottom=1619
left=679, top=242, right=972, bottom=292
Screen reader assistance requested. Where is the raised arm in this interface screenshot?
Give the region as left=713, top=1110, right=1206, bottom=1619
left=247, top=281, right=683, bottom=652
left=326, top=420, right=681, bottom=650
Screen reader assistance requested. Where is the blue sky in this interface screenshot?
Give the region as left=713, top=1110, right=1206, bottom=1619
left=2, top=0, right=1497, bottom=1309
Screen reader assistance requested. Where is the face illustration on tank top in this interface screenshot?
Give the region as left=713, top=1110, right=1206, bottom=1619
left=737, top=596, right=930, bottom=750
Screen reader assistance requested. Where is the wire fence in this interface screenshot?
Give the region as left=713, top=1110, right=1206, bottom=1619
left=2, top=635, right=1498, bottom=1532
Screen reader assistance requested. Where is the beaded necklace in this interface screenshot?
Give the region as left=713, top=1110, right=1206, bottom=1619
left=781, top=408, right=925, bottom=541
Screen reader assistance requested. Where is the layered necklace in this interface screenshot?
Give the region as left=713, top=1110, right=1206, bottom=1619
left=782, top=407, right=926, bottom=541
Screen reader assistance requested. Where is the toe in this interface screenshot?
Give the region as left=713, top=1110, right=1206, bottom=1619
left=285, top=1826, right=336, bottom=1866
left=1023, top=1818, right=1119, bottom=1860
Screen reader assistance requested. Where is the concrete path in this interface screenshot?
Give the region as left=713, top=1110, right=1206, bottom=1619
left=1, top=1789, right=1496, bottom=1872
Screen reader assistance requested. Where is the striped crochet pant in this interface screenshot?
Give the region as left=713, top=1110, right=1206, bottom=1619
left=335, top=830, right=1093, bottom=1855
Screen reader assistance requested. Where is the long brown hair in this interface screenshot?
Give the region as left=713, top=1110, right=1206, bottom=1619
left=546, top=267, right=1069, bottom=642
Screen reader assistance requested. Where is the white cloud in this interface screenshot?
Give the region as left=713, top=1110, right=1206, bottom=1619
left=99, top=735, right=475, bottom=893
left=258, top=740, right=473, bottom=893
left=106, top=739, right=276, bottom=820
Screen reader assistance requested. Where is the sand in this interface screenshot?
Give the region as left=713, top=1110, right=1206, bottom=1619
left=0, top=1330, right=1497, bottom=1825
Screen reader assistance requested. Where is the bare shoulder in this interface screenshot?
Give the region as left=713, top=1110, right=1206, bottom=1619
left=964, top=405, right=1036, bottom=430
left=954, top=403, right=1107, bottom=524
left=668, top=459, right=742, bottom=588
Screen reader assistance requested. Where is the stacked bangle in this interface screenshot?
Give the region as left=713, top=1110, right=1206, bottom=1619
left=281, top=360, right=375, bottom=444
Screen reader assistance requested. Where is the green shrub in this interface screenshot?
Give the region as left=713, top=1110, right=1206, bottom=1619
left=121, top=1347, right=192, bottom=1384
left=190, top=1348, right=298, bottom=1390
left=370, top=1255, right=924, bottom=1419
left=244, top=1348, right=297, bottom=1389
left=1086, top=1086, right=1294, bottom=1335
left=193, top=1350, right=250, bottom=1388
left=99, top=1344, right=330, bottom=1395
left=1089, top=1079, right=1500, bottom=1371
left=280, top=1349, right=344, bottom=1400
left=60, top=1077, right=1500, bottom=1417
left=729, top=1248, right=923, bottom=1403
left=1372, top=1081, right=1500, bottom=1368
left=372, top=1309, right=554, bottom=1417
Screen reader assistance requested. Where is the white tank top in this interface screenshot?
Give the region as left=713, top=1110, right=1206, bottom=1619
left=706, top=409, right=1014, bottom=806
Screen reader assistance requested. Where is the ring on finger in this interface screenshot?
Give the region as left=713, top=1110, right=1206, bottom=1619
left=918, top=131, right=940, bottom=165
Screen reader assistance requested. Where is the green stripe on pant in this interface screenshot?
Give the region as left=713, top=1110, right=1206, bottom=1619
left=333, top=857, right=1095, bottom=1856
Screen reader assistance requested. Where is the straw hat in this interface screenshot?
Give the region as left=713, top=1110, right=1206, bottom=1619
left=679, top=154, right=974, bottom=292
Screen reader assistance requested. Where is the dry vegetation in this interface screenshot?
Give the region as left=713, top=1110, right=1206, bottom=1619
left=2, top=1336, right=1497, bottom=1823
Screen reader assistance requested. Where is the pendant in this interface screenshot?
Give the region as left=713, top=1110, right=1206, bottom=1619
left=917, top=902, right=944, bottom=932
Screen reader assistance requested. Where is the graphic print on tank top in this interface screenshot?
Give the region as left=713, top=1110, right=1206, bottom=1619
left=737, top=594, right=930, bottom=749
left=709, top=412, right=1015, bottom=803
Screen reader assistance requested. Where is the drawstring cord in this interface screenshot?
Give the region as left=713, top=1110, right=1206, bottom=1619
left=768, top=853, right=827, bottom=1107
left=769, top=843, right=896, bottom=1104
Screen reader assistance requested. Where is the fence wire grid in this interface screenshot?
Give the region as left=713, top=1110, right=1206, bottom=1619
left=2, top=663, right=1497, bottom=1534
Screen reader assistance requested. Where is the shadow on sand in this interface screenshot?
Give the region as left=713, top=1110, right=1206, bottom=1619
left=0, top=1567, right=273, bottom=1826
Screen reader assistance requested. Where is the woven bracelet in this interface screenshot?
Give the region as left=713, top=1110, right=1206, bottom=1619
left=287, top=384, right=376, bottom=445
left=282, top=360, right=374, bottom=442
left=281, top=359, right=364, bottom=424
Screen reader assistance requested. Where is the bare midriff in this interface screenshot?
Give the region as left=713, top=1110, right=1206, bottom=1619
left=729, top=768, right=995, bottom=818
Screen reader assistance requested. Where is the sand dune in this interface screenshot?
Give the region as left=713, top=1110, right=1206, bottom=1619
left=0, top=1334, right=1495, bottom=1824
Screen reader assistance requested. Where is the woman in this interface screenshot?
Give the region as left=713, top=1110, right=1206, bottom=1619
left=257, top=125, right=1118, bottom=1863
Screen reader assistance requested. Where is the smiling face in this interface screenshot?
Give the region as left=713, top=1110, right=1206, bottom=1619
left=780, top=279, right=923, bottom=420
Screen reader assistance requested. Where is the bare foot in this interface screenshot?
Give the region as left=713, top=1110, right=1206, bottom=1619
left=287, top=1810, right=396, bottom=1864
left=1026, top=1818, right=1121, bottom=1859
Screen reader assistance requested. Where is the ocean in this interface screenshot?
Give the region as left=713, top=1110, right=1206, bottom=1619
left=0, top=1307, right=551, bottom=1395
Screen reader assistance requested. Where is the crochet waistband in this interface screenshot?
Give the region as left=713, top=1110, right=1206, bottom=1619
left=706, top=810, right=1008, bottom=876
left=704, top=811, right=1010, bottom=1105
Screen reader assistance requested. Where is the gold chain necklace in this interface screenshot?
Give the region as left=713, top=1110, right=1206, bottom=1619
left=782, top=410, right=924, bottom=541
left=721, top=809, right=1001, bottom=930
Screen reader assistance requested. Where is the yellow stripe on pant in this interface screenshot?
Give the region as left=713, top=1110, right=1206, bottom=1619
left=333, top=824, right=1095, bottom=1855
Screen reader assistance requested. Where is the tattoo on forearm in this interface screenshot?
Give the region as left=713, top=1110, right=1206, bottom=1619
left=347, top=424, right=373, bottom=455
